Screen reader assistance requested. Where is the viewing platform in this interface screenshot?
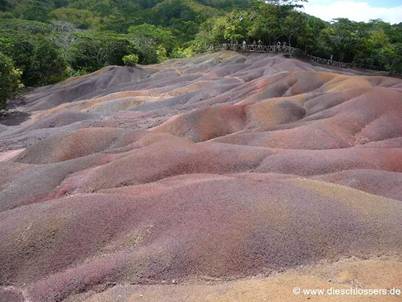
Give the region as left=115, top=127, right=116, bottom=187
left=212, top=42, right=353, bottom=69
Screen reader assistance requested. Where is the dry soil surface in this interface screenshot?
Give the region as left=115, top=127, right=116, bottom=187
left=0, top=51, right=401, bottom=302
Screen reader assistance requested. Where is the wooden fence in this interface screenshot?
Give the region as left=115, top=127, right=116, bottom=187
left=212, top=43, right=352, bottom=69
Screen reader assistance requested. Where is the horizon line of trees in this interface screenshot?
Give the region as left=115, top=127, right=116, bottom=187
left=192, top=1, right=402, bottom=72
left=1, top=0, right=402, bottom=110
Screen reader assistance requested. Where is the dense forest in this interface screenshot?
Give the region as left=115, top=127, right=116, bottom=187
left=1, top=0, right=402, bottom=109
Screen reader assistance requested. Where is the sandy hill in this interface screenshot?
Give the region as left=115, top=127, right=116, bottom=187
left=0, top=51, right=402, bottom=302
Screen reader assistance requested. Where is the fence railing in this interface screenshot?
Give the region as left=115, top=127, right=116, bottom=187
left=211, top=43, right=352, bottom=69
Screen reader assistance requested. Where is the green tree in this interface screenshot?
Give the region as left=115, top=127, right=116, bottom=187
left=0, top=0, right=11, bottom=11
left=128, top=24, right=176, bottom=52
left=0, top=22, right=67, bottom=86
left=127, top=24, right=176, bottom=63
left=192, top=16, right=226, bottom=51
left=248, top=3, right=281, bottom=44
left=390, top=43, right=402, bottom=74
left=0, top=52, right=21, bottom=109
left=355, top=29, right=395, bottom=70
left=150, top=0, right=219, bottom=41
left=68, top=31, right=135, bottom=71
left=282, top=11, right=307, bottom=46
left=49, top=8, right=99, bottom=29
left=223, top=10, right=252, bottom=42
left=297, top=16, right=327, bottom=54
left=15, top=0, right=54, bottom=22
left=318, top=18, right=362, bottom=61
left=25, top=37, right=67, bottom=85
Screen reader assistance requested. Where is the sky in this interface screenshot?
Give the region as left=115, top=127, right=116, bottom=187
left=301, top=0, right=402, bottom=24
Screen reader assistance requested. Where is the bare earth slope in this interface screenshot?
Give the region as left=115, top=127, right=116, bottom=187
left=0, top=51, right=401, bottom=302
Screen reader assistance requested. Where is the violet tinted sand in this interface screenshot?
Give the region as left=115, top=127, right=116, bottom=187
left=0, top=51, right=401, bottom=301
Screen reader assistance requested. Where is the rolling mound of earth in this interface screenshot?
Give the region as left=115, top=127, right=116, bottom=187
left=0, top=51, right=402, bottom=302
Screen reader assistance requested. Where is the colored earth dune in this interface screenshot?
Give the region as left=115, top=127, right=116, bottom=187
left=0, top=51, right=401, bottom=302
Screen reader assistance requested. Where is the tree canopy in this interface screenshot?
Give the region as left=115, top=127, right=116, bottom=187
left=193, top=3, right=402, bottom=74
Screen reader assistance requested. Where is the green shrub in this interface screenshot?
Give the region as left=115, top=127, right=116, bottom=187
left=171, top=46, right=193, bottom=58
left=122, top=54, right=139, bottom=66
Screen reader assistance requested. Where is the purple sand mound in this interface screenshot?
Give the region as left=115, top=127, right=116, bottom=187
left=0, top=51, right=401, bottom=302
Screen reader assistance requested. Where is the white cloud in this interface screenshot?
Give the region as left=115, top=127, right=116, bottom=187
left=301, top=1, right=402, bottom=24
